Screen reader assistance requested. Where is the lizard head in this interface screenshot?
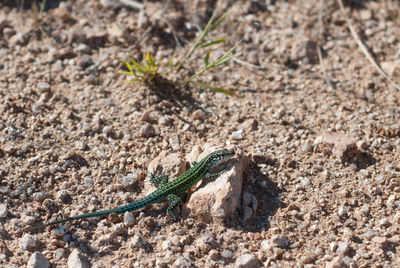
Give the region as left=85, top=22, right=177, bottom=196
left=208, top=149, right=235, bottom=169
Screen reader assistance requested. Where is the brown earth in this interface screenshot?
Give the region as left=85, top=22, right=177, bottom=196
left=1, top=0, right=400, bottom=267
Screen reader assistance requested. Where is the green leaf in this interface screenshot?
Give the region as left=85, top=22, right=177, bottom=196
left=196, top=81, right=234, bottom=95
left=213, top=55, right=235, bottom=67
left=199, top=38, right=227, bottom=49
left=210, top=11, right=228, bottom=32
left=145, top=53, right=156, bottom=66
left=119, top=59, right=134, bottom=73
left=204, top=51, right=210, bottom=67
left=129, top=57, right=145, bottom=73
left=118, top=71, right=134, bottom=75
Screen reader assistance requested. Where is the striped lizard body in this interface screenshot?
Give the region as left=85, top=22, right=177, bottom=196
left=28, top=149, right=234, bottom=230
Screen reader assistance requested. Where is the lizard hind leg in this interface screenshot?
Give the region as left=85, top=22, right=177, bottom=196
left=166, top=194, right=182, bottom=220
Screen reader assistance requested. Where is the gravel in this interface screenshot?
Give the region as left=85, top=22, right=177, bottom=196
left=1, top=0, right=400, bottom=267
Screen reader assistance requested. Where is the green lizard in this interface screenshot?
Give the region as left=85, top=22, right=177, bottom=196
left=28, top=149, right=234, bottom=230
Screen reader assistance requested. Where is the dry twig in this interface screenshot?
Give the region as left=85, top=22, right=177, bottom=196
left=317, top=0, right=334, bottom=90
left=337, top=0, right=400, bottom=91
left=117, top=0, right=143, bottom=10
left=133, top=0, right=172, bottom=49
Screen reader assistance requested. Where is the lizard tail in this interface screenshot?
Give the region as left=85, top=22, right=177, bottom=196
left=25, top=193, right=163, bottom=231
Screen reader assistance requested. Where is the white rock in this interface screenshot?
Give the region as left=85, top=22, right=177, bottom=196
left=19, top=234, right=37, bottom=251
left=123, top=212, right=135, bottom=227
left=182, top=150, right=248, bottom=222
left=172, top=256, right=191, bottom=268
left=0, top=203, right=7, bottom=218
left=120, top=173, right=140, bottom=186
left=326, top=255, right=348, bottom=268
left=67, top=249, right=90, bottom=268
left=235, top=254, right=258, bottom=268
left=261, top=239, right=274, bottom=252
left=231, top=129, right=244, bottom=140
left=27, top=252, right=50, bottom=268
left=336, top=241, right=349, bottom=255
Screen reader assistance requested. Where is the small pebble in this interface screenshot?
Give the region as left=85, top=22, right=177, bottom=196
left=20, top=234, right=38, bottom=251
left=27, top=252, right=50, bottom=268
left=235, top=254, right=258, bottom=268
left=37, top=82, right=51, bottom=93
left=231, top=129, right=244, bottom=140
left=123, top=212, right=135, bottom=227
left=0, top=204, right=7, bottom=218
left=120, top=173, right=139, bottom=186
left=140, top=124, right=156, bottom=138
left=67, top=249, right=90, bottom=268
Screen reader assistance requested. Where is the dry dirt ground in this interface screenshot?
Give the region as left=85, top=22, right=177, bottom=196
left=1, top=0, right=400, bottom=267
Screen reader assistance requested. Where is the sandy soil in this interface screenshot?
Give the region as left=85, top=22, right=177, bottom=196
left=1, top=0, right=400, bottom=267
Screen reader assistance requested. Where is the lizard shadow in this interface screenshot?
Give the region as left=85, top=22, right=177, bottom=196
left=223, top=158, right=282, bottom=233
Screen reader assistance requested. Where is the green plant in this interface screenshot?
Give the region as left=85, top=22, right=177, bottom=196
left=119, top=53, right=160, bottom=84
left=32, top=0, right=47, bottom=27
left=118, top=12, right=237, bottom=95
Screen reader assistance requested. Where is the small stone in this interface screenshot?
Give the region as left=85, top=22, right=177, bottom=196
left=52, top=226, right=68, bottom=238
left=241, top=118, right=258, bottom=131
left=375, top=174, right=385, bottom=183
left=302, top=142, right=313, bottom=152
left=273, top=108, right=286, bottom=119
left=172, top=256, right=191, bottom=268
left=9, top=32, right=26, bottom=45
left=300, top=255, right=314, bottom=264
left=130, top=233, right=146, bottom=249
left=140, top=124, right=156, bottom=138
left=235, top=254, right=258, bottom=268
left=123, top=212, right=135, bottom=227
left=102, top=126, right=113, bottom=135
left=37, top=82, right=51, bottom=93
left=20, top=234, right=38, bottom=251
left=361, top=230, right=378, bottom=240
left=208, top=249, right=219, bottom=260
left=359, top=169, right=369, bottom=177
left=32, top=191, right=47, bottom=202
left=56, top=190, right=70, bottom=203
left=372, top=236, right=387, bottom=245
left=356, top=140, right=368, bottom=150
left=221, top=249, right=233, bottom=259
left=67, top=249, right=90, bottom=268
left=195, top=234, right=218, bottom=253
left=231, top=129, right=244, bottom=140
left=0, top=203, right=7, bottom=218
left=326, top=256, right=348, bottom=268
left=387, top=195, right=396, bottom=207
left=192, top=109, right=205, bottom=120
left=77, top=55, right=93, bottom=68
left=140, top=110, right=153, bottom=123
left=337, top=206, right=347, bottom=218
left=273, top=236, right=290, bottom=249
left=394, top=211, right=400, bottom=224
left=75, top=43, right=91, bottom=54
left=120, top=173, right=140, bottom=186
left=162, top=240, right=172, bottom=250
left=261, top=239, right=273, bottom=252
left=379, top=218, right=388, bottom=226
left=27, top=252, right=50, bottom=268
left=336, top=241, right=349, bottom=255
left=170, top=235, right=181, bottom=247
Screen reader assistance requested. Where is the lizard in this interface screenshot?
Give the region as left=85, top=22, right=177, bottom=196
left=26, top=149, right=235, bottom=231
